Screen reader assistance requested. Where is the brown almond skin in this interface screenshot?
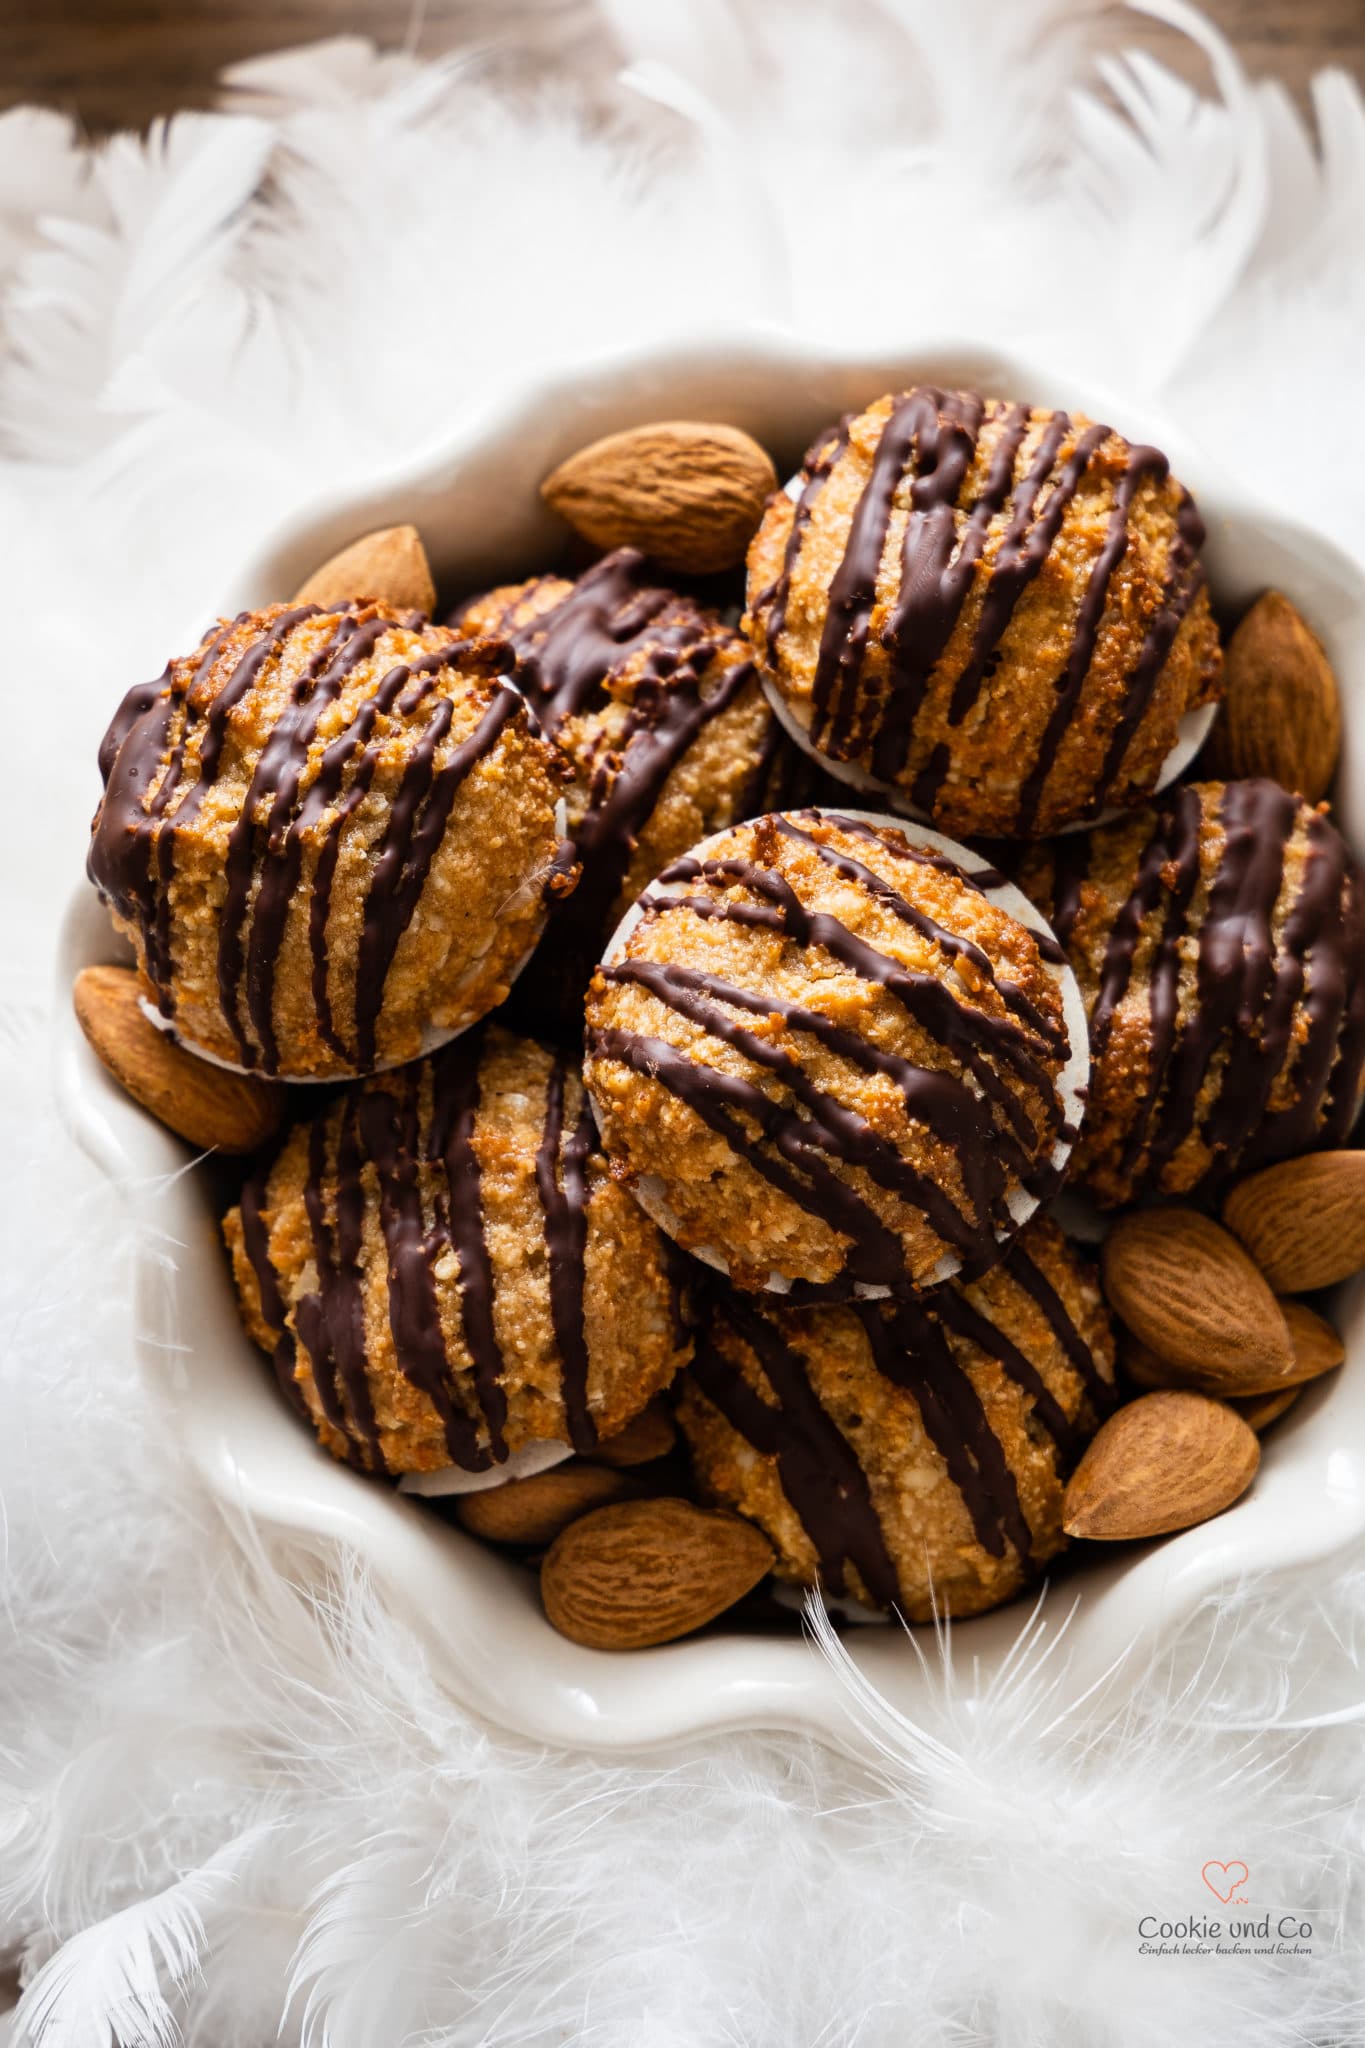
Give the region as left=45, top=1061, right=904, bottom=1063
left=74, top=965, right=284, bottom=1155
left=1102, top=1209, right=1294, bottom=1394
left=1223, top=1153, right=1365, bottom=1293
left=591, top=1399, right=677, bottom=1467
left=1232, top=1385, right=1302, bottom=1433
left=1280, top=1298, right=1346, bottom=1379
left=1118, top=1296, right=1341, bottom=1398
left=1204, top=591, right=1341, bottom=800
left=541, top=421, right=777, bottom=576
left=455, top=1463, right=643, bottom=1548
left=291, top=524, right=437, bottom=615
left=1120, top=1333, right=1173, bottom=1392
left=540, top=1497, right=775, bottom=1649
left=1063, top=1391, right=1260, bottom=1540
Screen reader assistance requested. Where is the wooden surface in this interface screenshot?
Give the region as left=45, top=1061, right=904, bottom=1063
left=5, top=0, right=1364, bottom=135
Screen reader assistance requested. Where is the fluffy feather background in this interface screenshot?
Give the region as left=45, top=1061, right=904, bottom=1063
left=3, top=2, right=1365, bottom=2042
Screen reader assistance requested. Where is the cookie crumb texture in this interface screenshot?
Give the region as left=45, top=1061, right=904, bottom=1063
left=679, top=1219, right=1115, bottom=1619
left=457, top=549, right=803, bottom=1014
left=223, top=1028, right=691, bottom=1473
left=746, top=388, right=1222, bottom=835
left=584, top=810, right=1073, bottom=1294
left=1021, top=778, right=1365, bottom=1205
left=89, top=601, right=570, bottom=1079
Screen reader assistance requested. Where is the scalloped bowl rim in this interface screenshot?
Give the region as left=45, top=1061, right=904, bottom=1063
left=56, top=328, right=1365, bottom=1754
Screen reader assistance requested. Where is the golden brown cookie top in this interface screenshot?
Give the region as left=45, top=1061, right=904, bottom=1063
left=679, top=1215, right=1115, bottom=1616
left=90, top=601, right=571, bottom=1077
left=745, top=388, right=1222, bottom=836
left=584, top=808, right=1077, bottom=1295
left=1020, top=777, right=1365, bottom=1205
left=224, top=1025, right=691, bottom=1475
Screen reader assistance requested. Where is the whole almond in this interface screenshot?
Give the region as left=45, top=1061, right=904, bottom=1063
left=591, top=1399, right=677, bottom=1467
left=1280, top=1298, right=1346, bottom=1378
left=1232, top=1385, right=1302, bottom=1433
left=541, top=420, right=777, bottom=575
left=1117, top=1295, right=1341, bottom=1398
left=1205, top=591, right=1341, bottom=800
left=1063, top=1391, right=1260, bottom=1540
left=1119, top=1333, right=1172, bottom=1392
left=1101, top=1209, right=1294, bottom=1394
left=540, top=1497, right=774, bottom=1649
left=74, top=965, right=284, bottom=1155
left=1223, top=1152, right=1365, bottom=1293
left=455, top=1462, right=642, bottom=1548
left=291, top=524, right=436, bottom=615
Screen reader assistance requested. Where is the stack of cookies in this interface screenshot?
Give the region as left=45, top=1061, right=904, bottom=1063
left=78, top=387, right=1365, bottom=1648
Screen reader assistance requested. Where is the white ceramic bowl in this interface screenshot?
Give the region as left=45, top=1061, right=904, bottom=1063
left=58, top=335, right=1365, bottom=1753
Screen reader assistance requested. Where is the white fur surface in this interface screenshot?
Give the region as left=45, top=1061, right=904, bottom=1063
left=2, top=4, right=1365, bottom=2041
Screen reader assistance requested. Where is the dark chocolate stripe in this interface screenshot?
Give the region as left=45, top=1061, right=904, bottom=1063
left=759, top=417, right=851, bottom=662
left=1283, top=810, right=1365, bottom=1153
left=91, top=608, right=317, bottom=1019
left=302, top=654, right=436, bottom=1060
left=1075, top=780, right=1365, bottom=1193
left=870, top=399, right=1028, bottom=780
left=217, top=613, right=392, bottom=1069
left=1004, top=1239, right=1116, bottom=1415
left=353, top=682, right=521, bottom=1069
left=1112, top=785, right=1204, bottom=1174
left=237, top=1169, right=303, bottom=1415
left=490, top=549, right=764, bottom=988
left=811, top=392, right=935, bottom=757
left=589, top=1023, right=909, bottom=1289
left=946, top=417, right=1109, bottom=727
left=97, top=670, right=171, bottom=786
left=694, top=1301, right=899, bottom=1608
left=1046, top=837, right=1092, bottom=952
left=602, top=957, right=1008, bottom=1264
left=648, top=852, right=1062, bottom=1154
left=1087, top=495, right=1207, bottom=813
left=427, top=1035, right=509, bottom=1462
left=511, top=551, right=680, bottom=729
left=359, top=1071, right=490, bottom=1472
left=774, top=811, right=1063, bottom=1045
left=1014, top=445, right=1168, bottom=832
left=930, top=1287, right=1079, bottom=1459
left=858, top=1297, right=1034, bottom=1563
left=907, top=418, right=1114, bottom=817
left=1141, top=780, right=1293, bottom=1181
left=537, top=1058, right=597, bottom=1454
left=294, top=1101, right=382, bottom=1467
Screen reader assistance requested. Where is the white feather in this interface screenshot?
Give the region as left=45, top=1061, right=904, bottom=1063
left=8, top=1832, right=274, bottom=2048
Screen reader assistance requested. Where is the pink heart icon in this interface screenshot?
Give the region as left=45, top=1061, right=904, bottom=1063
left=1202, top=1860, right=1249, bottom=1903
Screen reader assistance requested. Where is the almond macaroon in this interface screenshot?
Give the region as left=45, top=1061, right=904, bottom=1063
left=745, top=387, right=1222, bottom=836
left=224, top=1026, right=691, bottom=1476
left=90, top=602, right=575, bottom=1079
left=678, top=1217, right=1116, bottom=1620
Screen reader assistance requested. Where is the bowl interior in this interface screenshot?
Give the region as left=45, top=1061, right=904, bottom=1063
left=62, top=337, right=1365, bottom=1751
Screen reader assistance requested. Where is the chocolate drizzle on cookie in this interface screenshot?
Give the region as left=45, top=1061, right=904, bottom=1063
left=1046, top=778, right=1365, bottom=1196
left=465, top=549, right=772, bottom=990
left=754, top=388, right=1209, bottom=825
left=588, top=813, right=1072, bottom=1291
left=692, top=1228, right=1108, bottom=1604
left=692, top=1294, right=901, bottom=1608
left=90, top=604, right=532, bottom=1072
left=236, top=1036, right=610, bottom=1472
